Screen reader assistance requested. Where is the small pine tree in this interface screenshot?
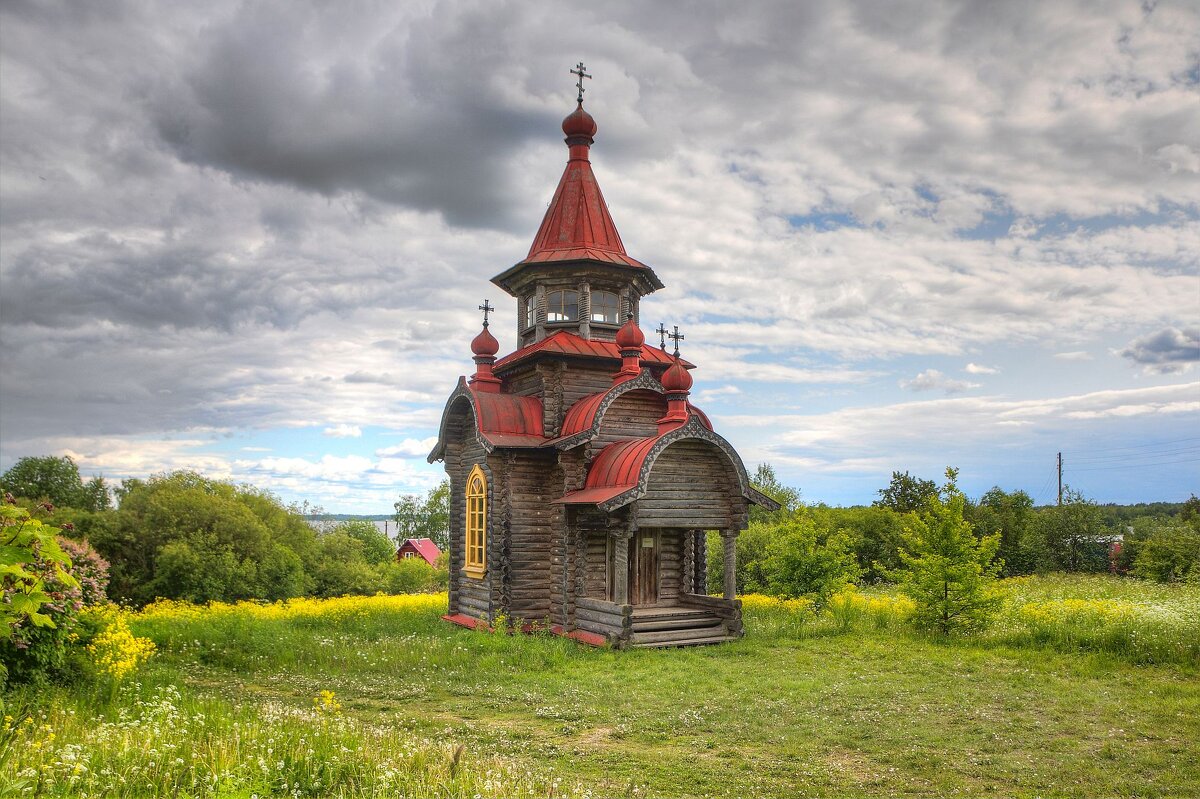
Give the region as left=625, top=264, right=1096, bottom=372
left=893, top=468, right=1003, bottom=635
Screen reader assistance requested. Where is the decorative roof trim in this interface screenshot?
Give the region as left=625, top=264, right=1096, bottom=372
left=592, top=416, right=760, bottom=513
left=552, top=370, right=666, bottom=450
left=428, top=378, right=489, bottom=463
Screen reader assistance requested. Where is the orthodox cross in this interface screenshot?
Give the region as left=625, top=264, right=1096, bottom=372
left=570, top=61, right=592, bottom=104
left=669, top=325, right=685, bottom=357
left=655, top=322, right=669, bottom=350
left=478, top=299, right=494, bottom=327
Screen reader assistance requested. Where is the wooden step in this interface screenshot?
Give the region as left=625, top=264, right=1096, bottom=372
left=630, top=633, right=740, bottom=648
left=629, top=622, right=730, bottom=645
left=632, top=613, right=724, bottom=633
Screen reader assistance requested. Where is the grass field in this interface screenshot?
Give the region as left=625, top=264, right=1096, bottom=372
left=4, top=575, right=1199, bottom=797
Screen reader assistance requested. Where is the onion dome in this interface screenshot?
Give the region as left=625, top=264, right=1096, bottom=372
left=562, top=104, right=597, bottom=140
left=615, top=318, right=645, bottom=350
left=471, top=325, right=499, bottom=357
left=661, top=356, right=693, bottom=393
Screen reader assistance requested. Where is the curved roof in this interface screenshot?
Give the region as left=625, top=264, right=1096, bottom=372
left=427, top=379, right=544, bottom=461
left=555, top=416, right=773, bottom=510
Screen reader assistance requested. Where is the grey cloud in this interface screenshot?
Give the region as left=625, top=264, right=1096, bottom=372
left=1117, top=327, right=1200, bottom=373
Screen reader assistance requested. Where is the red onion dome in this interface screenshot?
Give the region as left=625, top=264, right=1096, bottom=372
left=615, top=318, right=645, bottom=349
left=471, top=325, right=499, bottom=357
left=661, top=357, right=692, bottom=393
left=562, top=104, right=597, bottom=139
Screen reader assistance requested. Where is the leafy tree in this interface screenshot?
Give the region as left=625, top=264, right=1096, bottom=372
left=394, top=480, right=450, bottom=550
left=892, top=468, right=1002, bottom=635
left=332, top=520, right=394, bottom=565
left=874, top=470, right=938, bottom=514
left=969, top=487, right=1036, bottom=576
left=90, top=472, right=313, bottom=605
left=809, top=505, right=906, bottom=582
left=1, top=455, right=111, bottom=512
left=1127, top=516, right=1200, bottom=583
left=749, top=463, right=801, bottom=522
left=1035, top=487, right=1109, bottom=572
left=761, top=517, right=861, bottom=605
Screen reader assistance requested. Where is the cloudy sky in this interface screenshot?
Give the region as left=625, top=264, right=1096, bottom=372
left=2, top=0, right=1197, bottom=512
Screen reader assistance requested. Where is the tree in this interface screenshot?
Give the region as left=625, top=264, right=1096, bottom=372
left=761, top=517, right=861, bottom=606
left=394, top=480, right=450, bottom=550
left=1035, top=487, right=1109, bottom=572
left=969, top=487, right=1036, bottom=576
left=874, top=470, right=938, bottom=514
left=1127, top=515, right=1200, bottom=583
left=1, top=455, right=111, bottom=512
left=892, top=468, right=1002, bottom=635
left=90, top=472, right=314, bottom=605
left=332, top=520, right=394, bottom=565
left=749, top=463, right=801, bottom=522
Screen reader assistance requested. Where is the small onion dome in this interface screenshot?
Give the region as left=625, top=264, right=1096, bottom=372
left=615, top=318, right=645, bottom=350
left=471, top=324, right=499, bottom=357
left=562, top=104, right=597, bottom=139
left=661, top=356, right=693, bottom=393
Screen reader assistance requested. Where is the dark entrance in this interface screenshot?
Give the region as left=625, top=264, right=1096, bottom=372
left=628, top=529, right=659, bottom=605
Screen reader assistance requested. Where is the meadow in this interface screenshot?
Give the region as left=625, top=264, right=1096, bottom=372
left=4, top=575, right=1199, bottom=798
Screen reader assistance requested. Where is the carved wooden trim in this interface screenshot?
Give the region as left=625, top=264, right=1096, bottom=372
left=428, top=379, right=493, bottom=463
left=596, top=416, right=755, bottom=513
left=553, top=369, right=666, bottom=451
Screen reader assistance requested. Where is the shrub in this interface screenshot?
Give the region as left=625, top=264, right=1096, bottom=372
left=762, top=518, right=861, bottom=606
left=892, top=468, right=1003, bottom=635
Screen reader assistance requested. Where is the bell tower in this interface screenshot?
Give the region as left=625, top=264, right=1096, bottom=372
left=490, top=63, right=664, bottom=347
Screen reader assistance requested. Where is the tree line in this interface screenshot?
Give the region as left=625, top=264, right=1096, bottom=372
left=710, top=465, right=1199, bottom=617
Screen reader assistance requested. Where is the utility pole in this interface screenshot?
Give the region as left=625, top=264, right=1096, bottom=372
left=1057, top=451, right=1063, bottom=506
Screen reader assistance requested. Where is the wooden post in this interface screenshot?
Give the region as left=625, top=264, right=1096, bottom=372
left=694, top=529, right=707, bottom=594
left=721, top=529, right=737, bottom=600
left=611, top=528, right=630, bottom=605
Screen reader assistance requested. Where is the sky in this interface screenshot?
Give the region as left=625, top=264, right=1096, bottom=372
left=1, top=0, right=1198, bottom=512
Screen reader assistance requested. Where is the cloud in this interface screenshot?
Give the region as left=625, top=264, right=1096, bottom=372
left=322, top=424, right=363, bottom=439
left=1116, top=327, right=1200, bottom=374
left=1, top=0, right=1197, bottom=508
left=964, top=363, right=999, bottom=375
left=899, top=369, right=979, bottom=394
left=375, top=438, right=439, bottom=458
left=1054, top=351, right=1093, bottom=361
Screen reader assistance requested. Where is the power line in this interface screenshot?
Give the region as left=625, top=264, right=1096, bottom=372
left=1070, top=456, right=1200, bottom=473
left=1066, top=436, right=1200, bottom=456
left=1068, top=445, right=1200, bottom=464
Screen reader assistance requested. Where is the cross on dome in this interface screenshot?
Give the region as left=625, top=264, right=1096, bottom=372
left=669, top=325, right=685, bottom=357
left=656, top=323, right=669, bottom=350
left=570, top=61, right=592, bottom=104
left=478, top=299, right=494, bottom=327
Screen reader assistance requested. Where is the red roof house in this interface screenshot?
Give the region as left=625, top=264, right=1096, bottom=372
left=396, top=538, right=442, bottom=566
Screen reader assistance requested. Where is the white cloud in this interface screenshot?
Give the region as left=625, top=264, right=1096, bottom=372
left=964, top=363, right=999, bottom=375
left=375, top=437, right=439, bottom=458
left=1115, top=327, right=1200, bottom=374
left=322, top=424, right=363, bottom=439
left=899, top=369, right=980, bottom=394
left=1054, top=351, right=1093, bottom=361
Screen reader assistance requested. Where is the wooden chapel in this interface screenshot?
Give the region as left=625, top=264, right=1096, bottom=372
left=428, top=70, right=777, bottom=648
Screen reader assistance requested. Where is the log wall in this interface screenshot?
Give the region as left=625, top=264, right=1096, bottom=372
left=636, top=440, right=742, bottom=529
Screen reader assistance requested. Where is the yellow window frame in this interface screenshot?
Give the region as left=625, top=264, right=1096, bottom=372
left=464, top=464, right=487, bottom=579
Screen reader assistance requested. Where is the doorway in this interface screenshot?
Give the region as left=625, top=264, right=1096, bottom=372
left=628, top=529, right=659, bottom=605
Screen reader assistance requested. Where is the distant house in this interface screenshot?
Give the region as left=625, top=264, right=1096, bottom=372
left=396, top=538, right=441, bottom=566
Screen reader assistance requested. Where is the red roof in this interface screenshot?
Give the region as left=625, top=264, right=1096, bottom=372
left=494, top=330, right=690, bottom=373
left=519, top=110, right=650, bottom=271
left=397, top=538, right=441, bottom=566
left=472, top=389, right=544, bottom=447
left=558, top=437, right=659, bottom=504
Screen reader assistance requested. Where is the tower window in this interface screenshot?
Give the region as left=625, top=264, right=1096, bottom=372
left=546, top=290, right=579, bottom=323
left=524, top=297, right=535, bottom=329
left=464, top=464, right=487, bottom=578
left=591, top=291, right=619, bottom=324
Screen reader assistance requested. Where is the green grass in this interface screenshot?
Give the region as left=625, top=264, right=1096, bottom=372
left=4, top=576, right=1200, bottom=797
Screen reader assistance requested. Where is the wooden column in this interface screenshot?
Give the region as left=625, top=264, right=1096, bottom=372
left=693, top=529, right=707, bottom=594
left=721, top=529, right=738, bottom=600
left=611, top=528, right=630, bottom=605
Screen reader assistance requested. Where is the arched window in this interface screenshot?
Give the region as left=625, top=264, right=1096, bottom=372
left=590, top=290, right=619, bottom=324
left=546, top=290, right=578, bottom=323
left=464, top=464, right=487, bottom=578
